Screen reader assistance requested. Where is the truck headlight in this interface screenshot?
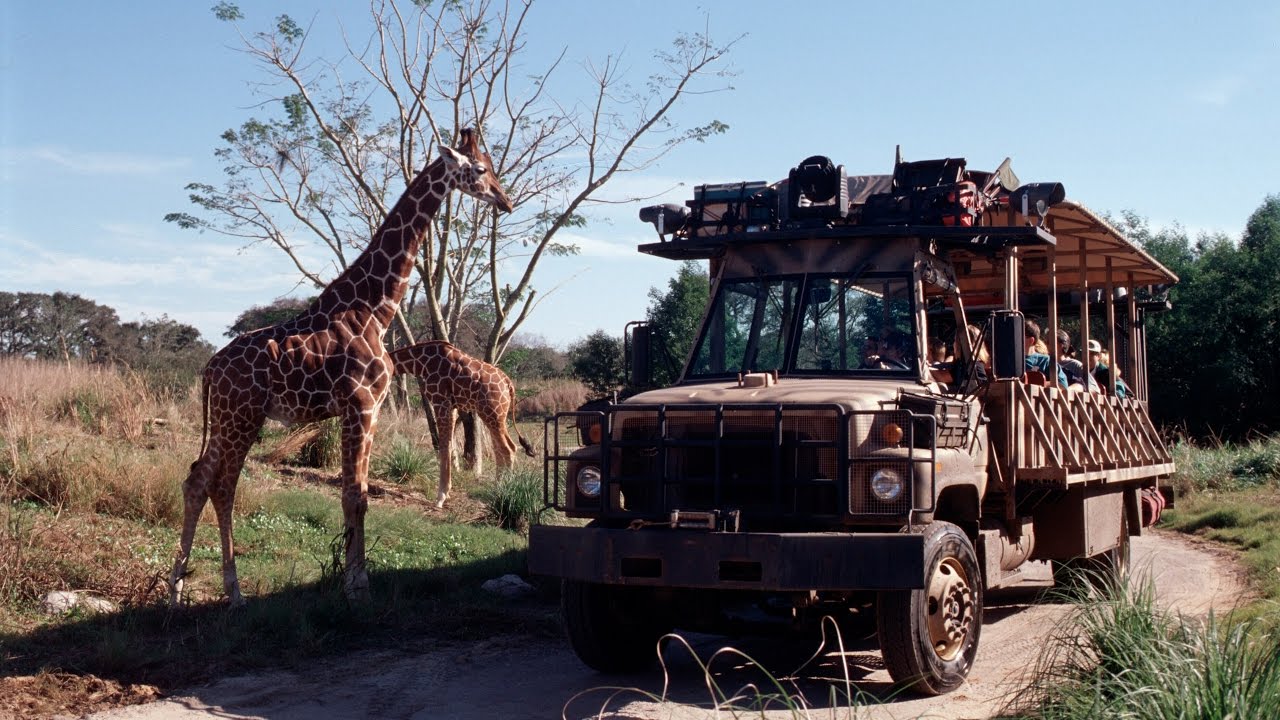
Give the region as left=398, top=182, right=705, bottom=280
left=576, top=465, right=602, bottom=498
left=870, top=467, right=904, bottom=502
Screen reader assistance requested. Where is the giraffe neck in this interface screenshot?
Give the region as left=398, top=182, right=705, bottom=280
left=306, top=159, right=451, bottom=331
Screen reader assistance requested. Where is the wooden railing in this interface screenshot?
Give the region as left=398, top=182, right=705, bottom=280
left=989, top=381, right=1174, bottom=487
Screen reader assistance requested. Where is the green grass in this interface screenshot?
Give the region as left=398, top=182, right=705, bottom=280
left=1160, top=436, right=1280, bottom=606
left=370, top=434, right=436, bottom=487
left=0, top=487, right=549, bottom=691
left=997, top=576, right=1280, bottom=719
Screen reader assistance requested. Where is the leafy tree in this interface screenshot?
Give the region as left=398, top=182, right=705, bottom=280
left=645, top=260, right=710, bottom=386
left=0, top=291, right=118, bottom=363
left=225, top=297, right=313, bottom=338
left=1123, top=196, right=1280, bottom=438
left=567, top=330, right=624, bottom=398
left=499, top=335, right=566, bottom=382
left=0, top=291, right=214, bottom=393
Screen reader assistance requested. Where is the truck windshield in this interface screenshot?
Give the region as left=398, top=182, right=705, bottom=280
left=685, top=273, right=915, bottom=379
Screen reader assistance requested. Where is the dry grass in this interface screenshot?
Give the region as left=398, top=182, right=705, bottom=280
left=516, top=378, right=589, bottom=419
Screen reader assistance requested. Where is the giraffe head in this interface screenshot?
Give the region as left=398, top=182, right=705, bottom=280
left=439, top=128, right=514, bottom=214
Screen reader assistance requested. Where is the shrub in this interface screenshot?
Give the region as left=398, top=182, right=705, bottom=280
left=371, top=435, right=436, bottom=486
left=473, top=468, right=545, bottom=532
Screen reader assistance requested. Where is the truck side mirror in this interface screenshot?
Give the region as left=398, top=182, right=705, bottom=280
left=626, top=321, right=652, bottom=388
left=991, top=311, right=1025, bottom=380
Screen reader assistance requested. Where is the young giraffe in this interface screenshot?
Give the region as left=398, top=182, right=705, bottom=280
left=169, top=130, right=513, bottom=606
left=390, top=341, right=535, bottom=508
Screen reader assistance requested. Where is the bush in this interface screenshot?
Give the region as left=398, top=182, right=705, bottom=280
left=474, top=468, right=545, bottom=532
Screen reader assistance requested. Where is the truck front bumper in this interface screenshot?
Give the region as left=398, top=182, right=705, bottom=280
left=528, top=526, right=925, bottom=591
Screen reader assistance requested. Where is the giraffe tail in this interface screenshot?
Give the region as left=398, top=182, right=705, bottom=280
left=506, top=377, right=535, bottom=457
left=192, top=369, right=212, bottom=470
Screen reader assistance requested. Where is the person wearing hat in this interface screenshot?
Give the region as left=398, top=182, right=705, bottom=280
left=1056, top=330, right=1099, bottom=392
left=1087, top=339, right=1129, bottom=398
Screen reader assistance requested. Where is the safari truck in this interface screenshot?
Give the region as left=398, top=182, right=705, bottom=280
left=528, top=150, right=1177, bottom=694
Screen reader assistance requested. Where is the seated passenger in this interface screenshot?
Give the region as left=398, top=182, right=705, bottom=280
left=1024, top=320, right=1068, bottom=389
left=929, top=338, right=950, bottom=364
left=1088, top=341, right=1130, bottom=398
left=931, top=324, right=988, bottom=392
left=1056, top=330, right=1100, bottom=393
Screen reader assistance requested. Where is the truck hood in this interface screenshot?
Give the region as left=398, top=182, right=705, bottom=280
left=623, top=377, right=928, bottom=413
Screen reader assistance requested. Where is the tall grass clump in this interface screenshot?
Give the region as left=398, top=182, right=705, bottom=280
left=1170, top=435, right=1280, bottom=494
left=473, top=467, right=545, bottom=532
left=999, top=574, right=1280, bottom=719
left=371, top=435, right=435, bottom=486
left=264, top=418, right=342, bottom=468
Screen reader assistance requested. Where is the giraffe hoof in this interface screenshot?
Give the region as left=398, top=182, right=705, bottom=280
left=227, top=594, right=247, bottom=610
left=435, top=493, right=448, bottom=509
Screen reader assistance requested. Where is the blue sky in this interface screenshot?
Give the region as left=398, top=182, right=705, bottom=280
left=2, top=1, right=1277, bottom=349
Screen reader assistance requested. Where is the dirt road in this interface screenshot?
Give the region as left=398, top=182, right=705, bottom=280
left=91, top=530, right=1248, bottom=720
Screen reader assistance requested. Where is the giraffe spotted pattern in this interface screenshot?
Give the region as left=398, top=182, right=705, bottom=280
left=390, top=341, right=534, bottom=508
left=169, top=129, right=513, bottom=607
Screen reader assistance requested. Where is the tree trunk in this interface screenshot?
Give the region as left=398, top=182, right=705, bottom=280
left=460, top=411, right=482, bottom=473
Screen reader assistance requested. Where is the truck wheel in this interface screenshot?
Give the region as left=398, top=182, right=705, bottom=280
left=876, top=521, right=982, bottom=695
left=562, top=579, right=668, bottom=673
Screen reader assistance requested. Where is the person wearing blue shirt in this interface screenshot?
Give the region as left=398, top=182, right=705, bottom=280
left=1024, top=320, right=1068, bottom=389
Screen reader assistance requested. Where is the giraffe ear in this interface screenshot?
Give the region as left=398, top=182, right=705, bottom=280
left=438, top=144, right=468, bottom=168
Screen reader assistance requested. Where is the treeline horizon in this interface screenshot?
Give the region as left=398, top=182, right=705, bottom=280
left=4, top=195, right=1278, bottom=440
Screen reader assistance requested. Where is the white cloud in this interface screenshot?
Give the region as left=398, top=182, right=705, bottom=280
left=1189, top=74, right=1246, bottom=106
left=18, top=145, right=190, bottom=175
left=0, top=234, right=293, bottom=294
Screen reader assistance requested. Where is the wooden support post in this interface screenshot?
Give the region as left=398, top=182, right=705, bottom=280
left=1078, top=236, right=1090, bottom=372
left=1047, top=225, right=1060, bottom=394
left=1105, top=257, right=1117, bottom=396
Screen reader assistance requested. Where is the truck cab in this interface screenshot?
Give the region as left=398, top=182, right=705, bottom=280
left=529, top=150, right=1177, bottom=694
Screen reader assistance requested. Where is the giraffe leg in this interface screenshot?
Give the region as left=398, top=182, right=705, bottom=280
left=340, top=405, right=376, bottom=601
left=209, top=434, right=255, bottom=608
left=481, top=411, right=515, bottom=471
left=169, top=451, right=217, bottom=605
left=434, top=405, right=456, bottom=508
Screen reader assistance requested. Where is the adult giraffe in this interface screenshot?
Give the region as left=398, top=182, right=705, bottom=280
left=169, top=129, right=513, bottom=606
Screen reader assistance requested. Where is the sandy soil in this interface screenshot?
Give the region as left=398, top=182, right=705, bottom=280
left=87, top=529, right=1251, bottom=720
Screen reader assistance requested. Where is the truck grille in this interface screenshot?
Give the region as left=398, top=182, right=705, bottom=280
left=545, top=404, right=934, bottom=524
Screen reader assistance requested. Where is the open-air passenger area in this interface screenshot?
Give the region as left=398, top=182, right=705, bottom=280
left=940, top=198, right=1179, bottom=487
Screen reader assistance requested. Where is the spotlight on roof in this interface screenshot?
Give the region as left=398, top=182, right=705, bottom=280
left=788, top=155, right=848, bottom=221
left=1011, top=182, right=1066, bottom=226
left=639, top=203, right=689, bottom=237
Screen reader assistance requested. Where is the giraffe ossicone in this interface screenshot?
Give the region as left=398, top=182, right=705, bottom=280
left=390, top=341, right=535, bottom=508
left=169, top=128, right=513, bottom=607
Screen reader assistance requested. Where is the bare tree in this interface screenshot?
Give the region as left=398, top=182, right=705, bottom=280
left=171, top=0, right=735, bottom=356
left=169, top=0, right=736, bottom=459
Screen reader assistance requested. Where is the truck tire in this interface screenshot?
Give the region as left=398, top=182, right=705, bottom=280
left=562, top=579, right=668, bottom=673
left=876, top=521, right=982, bottom=695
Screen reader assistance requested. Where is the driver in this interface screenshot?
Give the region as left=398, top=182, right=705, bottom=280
left=878, top=331, right=914, bottom=370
